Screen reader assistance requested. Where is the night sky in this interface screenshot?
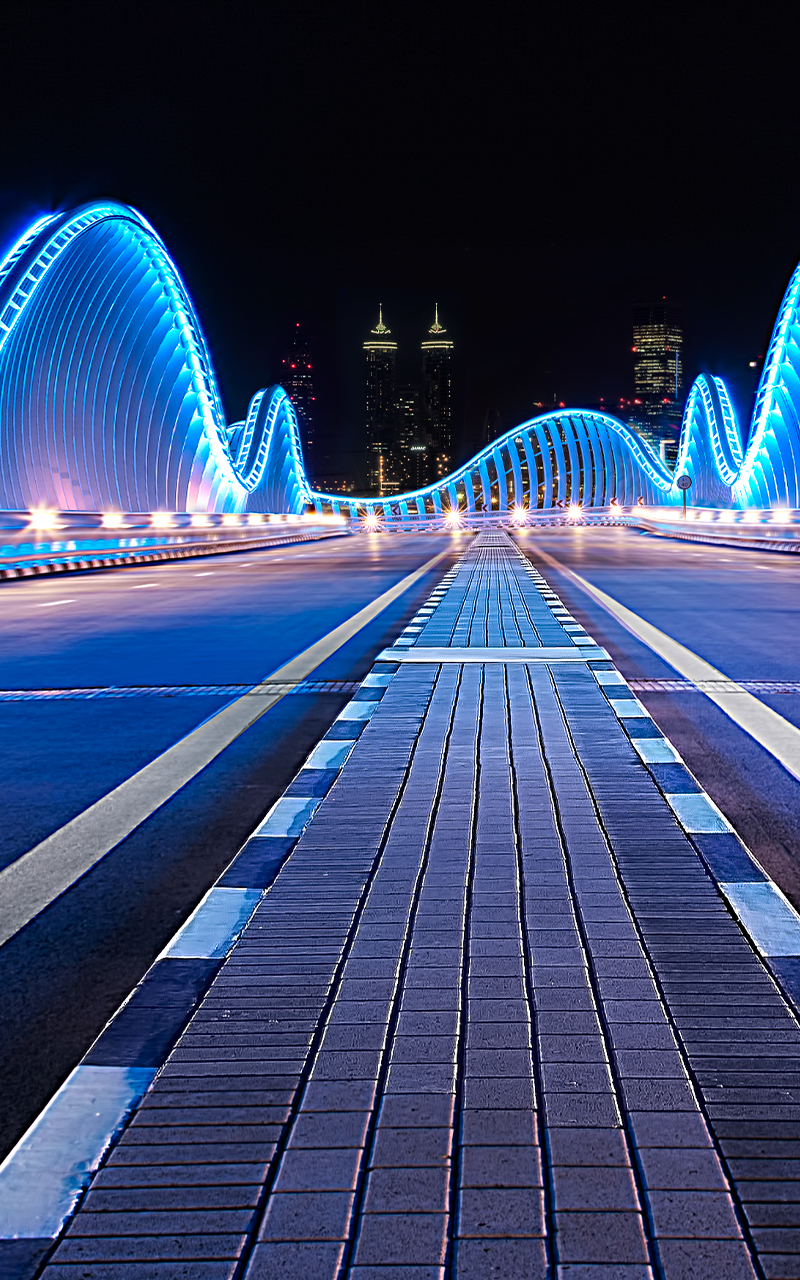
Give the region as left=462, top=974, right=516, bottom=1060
left=4, top=3, right=800, bottom=477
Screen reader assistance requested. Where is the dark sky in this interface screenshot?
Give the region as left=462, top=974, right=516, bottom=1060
left=4, top=2, right=800, bottom=475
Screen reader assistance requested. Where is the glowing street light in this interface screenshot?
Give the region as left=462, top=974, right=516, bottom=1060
left=363, top=511, right=380, bottom=532
left=568, top=503, right=582, bottom=520
left=29, top=508, right=57, bottom=530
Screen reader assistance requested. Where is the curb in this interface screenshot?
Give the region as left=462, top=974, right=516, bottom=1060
left=0, top=559, right=458, bottom=1277
left=0, top=529, right=349, bottom=580
left=627, top=519, right=800, bottom=554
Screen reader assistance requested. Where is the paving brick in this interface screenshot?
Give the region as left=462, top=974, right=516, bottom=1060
left=556, top=1267, right=653, bottom=1279
left=43, top=1266, right=238, bottom=1279
left=353, top=1213, right=448, bottom=1266
left=245, top=1240, right=346, bottom=1279
left=647, top=1189, right=742, bottom=1238
left=50, top=1236, right=245, bottom=1264
left=638, top=1147, right=728, bottom=1191
left=556, top=1211, right=649, bottom=1264
left=460, top=1144, right=542, bottom=1188
left=458, top=1186, right=545, bottom=1236
left=453, top=1237, right=549, bottom=1278
left=91, top=1163, right=269, bottom=1189
left=258, top=1190, right=353, bottom=1240
left=655, top=1238, right=758, bottom=1279
left=548, top=1127, right=630, bottom=1167
left=363, top=1166, right=449, bottom=1213
left=370, top=1126, right=452, bottom=1166
left=553, top=1165, right=639, bottom=1211
left=273, top=1147, right=363, bottom=1193
left=82, top=1186, right=261, bottom=1211
left=287, top=1110, right=370, bottom=1149
left=378, top=1093, right=455, bottom=1128
left=460, top=1108, right=537, bottom=1146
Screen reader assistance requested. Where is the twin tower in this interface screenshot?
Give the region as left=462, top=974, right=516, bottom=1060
left=364, top=306, right=454, bottom=497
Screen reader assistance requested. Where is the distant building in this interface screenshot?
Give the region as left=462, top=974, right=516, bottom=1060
left=422, top=305, right=454, bottom=479
left=393, top=382, right=423, bottom=491
left=281, top=324, right=315, bottom=475
left=407, top=442, right=429, bottom=490
left=313, top=472, right=357, bottom=496
left=631, top=300, right=683, bottom=461
left=364, top=306, right=397, bottom=494
left=483, top=406, right=503, bottom=445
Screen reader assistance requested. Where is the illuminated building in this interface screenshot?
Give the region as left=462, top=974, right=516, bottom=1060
left=281, top=324, right=315, bottom=475
left=5, top=200, right=800, bottom=522
left=632, top=301, right=683, bottom=460
left=393, top=382, right=422, bottom=491
left=422, top=305, right=454, bottom=477
left=364, top=306, right=396, bottom=494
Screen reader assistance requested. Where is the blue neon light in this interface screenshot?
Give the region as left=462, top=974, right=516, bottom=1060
left=1, top=199, right=800, bottom=516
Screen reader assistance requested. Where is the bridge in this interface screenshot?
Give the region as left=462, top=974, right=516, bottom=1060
left=1, top=205, right=800, bottom=1280
left=1, top=202, right=800, bottom=523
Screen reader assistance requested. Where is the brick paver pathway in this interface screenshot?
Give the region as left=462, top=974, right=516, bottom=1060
left=41, top=533, right=800, bottom=1279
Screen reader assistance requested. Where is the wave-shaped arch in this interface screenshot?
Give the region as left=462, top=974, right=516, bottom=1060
left=2, top=199, right=800, bottom=517
left=0, top=201, right=311, bottom=514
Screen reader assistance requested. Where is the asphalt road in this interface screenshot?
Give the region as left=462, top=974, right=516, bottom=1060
left=517, top=524, right=800, bottom=910
left=0, top=531, right=463, bottom=1161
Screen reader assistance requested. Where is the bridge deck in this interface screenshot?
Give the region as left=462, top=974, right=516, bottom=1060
left=40, top=533, right=800, bottom=1279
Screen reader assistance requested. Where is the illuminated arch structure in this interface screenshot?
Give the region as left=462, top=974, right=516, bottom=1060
left=1, top=199, right=800, bottom=520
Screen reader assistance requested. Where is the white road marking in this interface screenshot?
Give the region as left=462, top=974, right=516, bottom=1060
left=533, top=544, right=800, bottom=787
left=194, top=572, right=214, bottom=577
left=0, top=547, right=451, bottom=948
left=36, top=600, right=76, bottom=608
left=131, top=583, right=157, bottom=589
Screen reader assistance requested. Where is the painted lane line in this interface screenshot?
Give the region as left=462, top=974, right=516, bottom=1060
left=36, top=599, right=76, bottom=607
left=161, top=886, right=263, bottom=960
left=194, top=571, right=214, bottom=577
left=131, top=583, right=157, bottom=589
left=378, top=646, right=609, bottom=663
left=532, top=544, right=800, bottom=787
left=0, top=547, right=451, bottom=949
left=0, top=1065, right=155, bottom=1238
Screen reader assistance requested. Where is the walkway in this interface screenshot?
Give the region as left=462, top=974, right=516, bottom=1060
left=32, top=533, right=800, bottom=1278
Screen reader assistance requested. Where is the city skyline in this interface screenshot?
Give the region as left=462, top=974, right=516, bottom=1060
left=362, top=303, right=455, bottom=496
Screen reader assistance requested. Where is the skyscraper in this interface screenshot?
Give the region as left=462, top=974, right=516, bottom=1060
left=281, top=323, right=315, bottom=474
left=422, top=305, right=454, bottom=478
left=394, top=382, right=424, bottom=492
left=364, top=306, right=397, bottom=494
left=631, top=301, right=683, bottom=458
